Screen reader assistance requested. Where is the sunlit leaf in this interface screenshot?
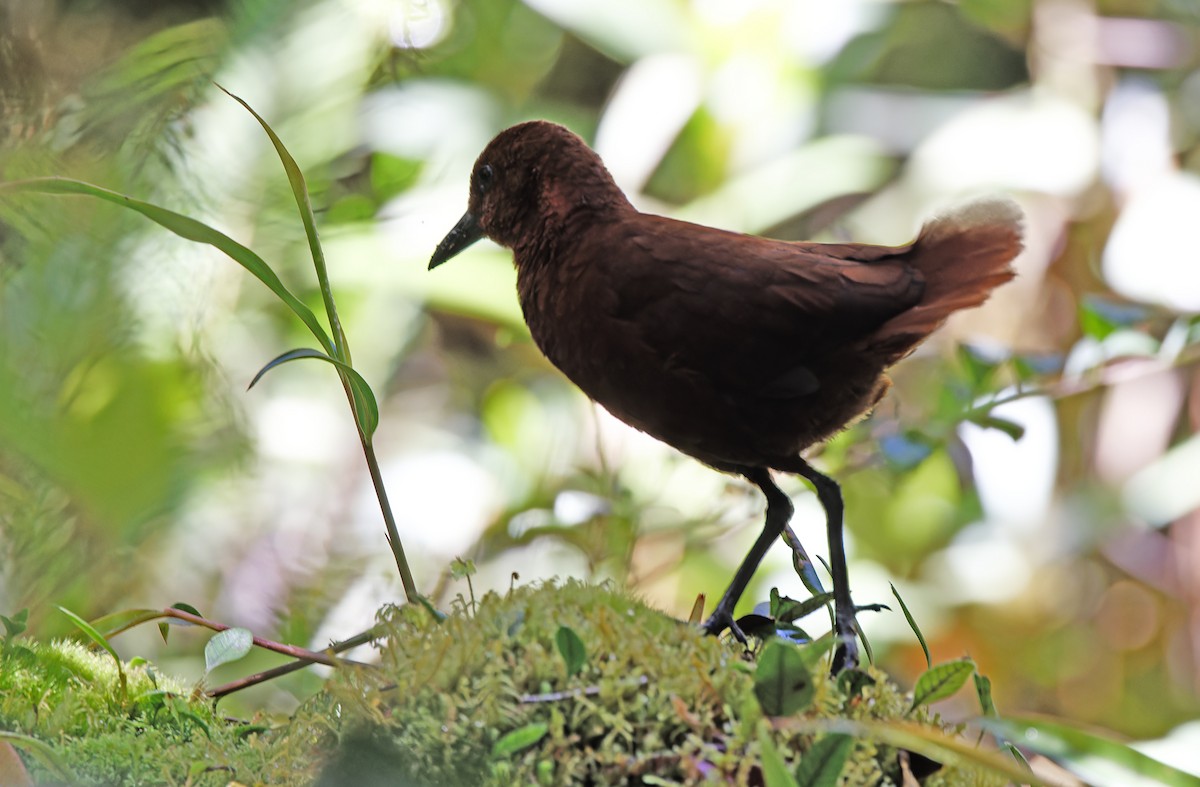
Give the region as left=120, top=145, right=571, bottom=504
left=755, top=641, right=815, bottom=717
left=794, top=733, right=853, bottom=787
left=912, top=658, right=975, bottom=709
left=555, top=625, right=586, bottom=678
left=204, top=628, right=254, bottom=674
left=492, top=722, right=548, bottom=757
left=983, top=716, right=1200, bottom=787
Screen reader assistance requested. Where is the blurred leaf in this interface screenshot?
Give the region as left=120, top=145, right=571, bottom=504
left=966, top=412, right=1025, bottom=441
left=492, top=722, right=548, bottom=757
left=890, top=584, right=930, bottom=668
left=983, top=716, right=1200, bottom=787
left=755, top=641, right=815, bottom=717
left=957, top=344, right=1005, bottom=389
left=759, top=728, right=800, bottom=787
left=450, top=557, right=477, bottom=579
left=912, top=658, right=975, bottom=709
left=794, top=733, right=853, bottom=787
left=247, top=348, right=379, bottom=438
left=0, top=609, right=28, bottom=640
left=0, top=177, right=336, bottom=356
left=0, top=732, right=75, bottom=783
left=878, top=432, right=934, bottom=470
left=204, top=627, right=254, bottom=674
left=974, top=673, right=996, bottom=717
left=787, top=718, right=1042, bottom=785
left=1079, top=296, right=1149, bottom=340
left=370, top=153, right=422, bottom=201
left=555, top=625, right=586, bottom=678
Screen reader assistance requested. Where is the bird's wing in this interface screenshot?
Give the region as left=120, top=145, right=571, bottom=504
left=593, top=215, right=924, bottom=399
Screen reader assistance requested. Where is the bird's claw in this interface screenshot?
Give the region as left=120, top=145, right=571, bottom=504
left=701, top=607, right=748, bottom=646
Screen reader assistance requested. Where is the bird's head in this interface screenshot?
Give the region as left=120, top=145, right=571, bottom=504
left=429, top=121, right=627, bottom=269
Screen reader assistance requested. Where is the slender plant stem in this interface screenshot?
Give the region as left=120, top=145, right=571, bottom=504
left=362, top=439, right=417, bottom=601
left=162, top=608, right=368, bottom=669
left=207, top=626, right=384, bottom=699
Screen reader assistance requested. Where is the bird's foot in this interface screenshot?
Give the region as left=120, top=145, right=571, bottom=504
left=701, top=606, right=748, bottom=646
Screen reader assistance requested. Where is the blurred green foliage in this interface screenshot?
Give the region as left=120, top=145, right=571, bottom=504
left=1, top=0, right=1199, bottom=770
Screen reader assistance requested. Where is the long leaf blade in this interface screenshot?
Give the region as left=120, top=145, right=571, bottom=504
left=219, top=86, right=349, bottom=363
left=890, top=583, right=930, bottom=668
left=0, top=177, right=335, bottom=356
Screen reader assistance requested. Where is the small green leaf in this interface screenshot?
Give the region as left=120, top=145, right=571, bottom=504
left=974, top=673, right=996, bottom=717
left=160, top=602, right=203, bottom=643
left=759, top=728, right=800, bottom=787
left=0, top=608, right=28, bottom=640
left=555, top=625, right=587, bottom=678
left=248, top=348, right=379, bottom=437
left=890, top=584, right=930, bottom=669
left=755, top=641, right=815, bottom=717
left=492, top=722, right=549, bottom=757
left=450, top=557, right=477, bottom=579
left=794, top=733, right=854, bottom=787
left=204, top=628, right=254, bottom=674
left=912, top=658, right=975, bottom=709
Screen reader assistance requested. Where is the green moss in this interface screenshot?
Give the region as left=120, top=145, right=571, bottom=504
left=316, top=581, right=1007, bottom=786
left=0, top=639, right=287, bottom=786
left=1, top=584, right=1011, bottom=785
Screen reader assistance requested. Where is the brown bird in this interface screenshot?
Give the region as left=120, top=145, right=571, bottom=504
left=430, top=121, right=1021, bottom=671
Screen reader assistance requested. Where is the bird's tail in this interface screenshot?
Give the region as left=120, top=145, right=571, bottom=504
left=872, top=198, right=1023, bottom=361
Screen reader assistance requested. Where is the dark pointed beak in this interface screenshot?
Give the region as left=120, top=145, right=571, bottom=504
left=429, top=211, right=484, bottom=270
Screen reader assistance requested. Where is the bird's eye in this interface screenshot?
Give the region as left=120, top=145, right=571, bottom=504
left=477, top=164, right=495, bottom=191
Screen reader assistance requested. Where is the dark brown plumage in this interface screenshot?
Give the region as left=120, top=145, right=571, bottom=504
left=430, top=120, right=1022, bottom=670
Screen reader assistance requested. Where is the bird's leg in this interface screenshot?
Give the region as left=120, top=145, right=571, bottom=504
left=702, top=466, right=794, bottom=643
left=787, top=457, right=858, bottom=673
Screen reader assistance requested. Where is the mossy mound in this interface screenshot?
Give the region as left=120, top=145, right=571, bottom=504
left=0, top=638, right=286, bottom=785
left=2, top=583, right=1012, bottom=785
left=313, top=581, right=1006, bottom=786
